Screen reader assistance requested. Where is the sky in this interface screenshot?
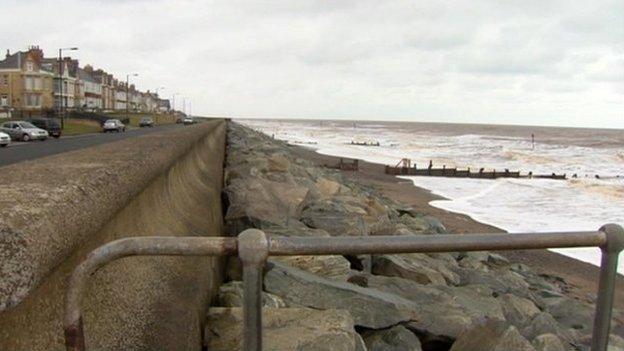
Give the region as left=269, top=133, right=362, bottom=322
left=1, top=0, right=623, bottom=128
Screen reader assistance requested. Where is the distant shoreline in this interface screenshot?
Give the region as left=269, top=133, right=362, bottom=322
left=236, top=117, right=624, bottom=133
left=288, top=142, right=624, bottom=308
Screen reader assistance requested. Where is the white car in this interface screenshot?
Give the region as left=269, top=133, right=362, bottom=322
left=0, top=121, right=49, bottom=141
left=102, top=119, right=126, bottom=133
left=183, top=117, right=194, bottom=125
left=0, top=131, right=10, bottom=147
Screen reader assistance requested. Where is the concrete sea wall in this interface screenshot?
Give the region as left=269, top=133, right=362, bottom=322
left=0, top=120, right=226, bottom=350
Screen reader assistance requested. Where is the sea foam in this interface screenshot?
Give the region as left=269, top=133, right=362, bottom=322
left=241, top=119, right=624, bottom=273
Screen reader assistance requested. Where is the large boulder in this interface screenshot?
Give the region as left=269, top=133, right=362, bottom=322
left=450, top=319, right=536, bottom=351
left=372, top=253, right=459, bottom=286
left=300, top=198, right=369, bottom=236
left=224, top=177, right=309, bottom=234
left=500, top=293, right=541, bottom=328
left=267, top=153, right=290, bottom=172
left=271, top=255, right=351, bottom=281
left=398, top=214, right=430, bottom=234
left=352, top=273, right=500, bottom=339
left=521, top=312, right=579, bottom=347
left=456, top=266, right=531, bottom=297
left=217, top=281, right=285, bottom=308
left=546, top=297, right=594, bottom=335
left=361, top=325, right=422, bottom=351
left=532, top=334, right=566, bottom=351
left=437, top=284, right=505, bottom=321
left=264, top=261, right=416, bottom=329
left=315, top=177, right=342, bottom=197
left=205, top=308, right=363, bottom=350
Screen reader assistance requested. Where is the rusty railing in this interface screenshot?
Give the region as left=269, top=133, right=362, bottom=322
left=64, top=224, right=623, bottom=351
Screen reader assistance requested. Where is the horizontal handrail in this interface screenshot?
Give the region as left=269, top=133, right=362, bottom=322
left=268, top=231, right=607, bottom=256
left=63, top=224, right=624, bottom=351
left=64, top=237, right=237, bottom=351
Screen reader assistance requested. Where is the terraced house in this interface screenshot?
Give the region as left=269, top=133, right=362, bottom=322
left=41, top=57, right=80, bottom=110
left=0, top=46, right=55, bottom=118
left=0, top=45, right=171, bottom=117
left=92, top=69, right=115, bottom=111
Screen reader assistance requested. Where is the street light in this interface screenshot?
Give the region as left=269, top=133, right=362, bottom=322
left=171, top=92, right=179, bottom=112
left=126, top=73, right=138, bottom=122
left=58, top=47, right=78, bottom=129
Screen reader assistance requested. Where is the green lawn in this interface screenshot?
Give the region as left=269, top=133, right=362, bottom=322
left=63, top=119, right=102, bottom=136
left=105, top=112, right=176, bottom=126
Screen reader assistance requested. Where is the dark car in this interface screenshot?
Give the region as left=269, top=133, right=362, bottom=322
left=26, top=118, right=62, bottom=138
left=139, top=117, right=154, bottom=127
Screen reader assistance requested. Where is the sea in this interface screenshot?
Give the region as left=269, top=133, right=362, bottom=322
left=239, top=119, right=624, bottom=274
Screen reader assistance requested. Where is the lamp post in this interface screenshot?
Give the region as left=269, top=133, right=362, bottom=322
left=58, top=47, right=78, bottom=129
left=154, top=87, right=165, bottom=117
left=171, top=92, right=179, bottom=113
left=126, top=73, right=138, bottom=123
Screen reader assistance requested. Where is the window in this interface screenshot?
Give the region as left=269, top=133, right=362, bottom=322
left=26, top=61, right=34, bottom=72
left=1, top=75, right=7, bottom=86
left=25, top=76, right=34, bottom=90
left=0, top=94, right=7, bottom=107
left=23, top=93, right=41, bottom=107
left=24, top=77, right=42, bottom=91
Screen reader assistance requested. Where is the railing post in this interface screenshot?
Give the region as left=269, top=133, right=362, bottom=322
left=591, top=224, right=624, bottom=351
left=62, top=237, right=237, bottom=351
left=238, top=229, right=269, bottom=351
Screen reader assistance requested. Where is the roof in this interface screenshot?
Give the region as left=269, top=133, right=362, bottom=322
left=77, top=68, right=98, bottom=83
left=0, top=52, right=23, bottom=69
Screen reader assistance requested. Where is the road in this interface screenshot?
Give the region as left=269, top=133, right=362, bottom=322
left=0, top=124, right=183, bottom=167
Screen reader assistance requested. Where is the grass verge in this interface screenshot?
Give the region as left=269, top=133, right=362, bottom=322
left=63, top=119, right=102, bottom=136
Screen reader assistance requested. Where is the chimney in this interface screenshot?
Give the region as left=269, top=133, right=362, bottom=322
left=28, top=45, right=44, bottom=62
left=5, top=49, right=9, bottom=58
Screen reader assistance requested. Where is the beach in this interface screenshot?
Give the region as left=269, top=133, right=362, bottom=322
left=289, top=143, right=624, bottom=308
left=215, top=122, right=624, bottom=348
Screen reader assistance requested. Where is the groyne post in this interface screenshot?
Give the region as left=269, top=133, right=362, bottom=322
left=591, top=224, right=624, bottom=351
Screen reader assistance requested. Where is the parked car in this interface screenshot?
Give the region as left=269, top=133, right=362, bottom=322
left=0, top=131, right=10, bottom=147
left=139, top=117, right=154, bottom=127
left=0, top=121, right=49, bottom=141
left=183, top=117, right=194, bottom=125
left=176, top=117, right=183, bottom=124
left=102, top=119, right=126, bottom=133
left=25, top=118, right=62, bottom=138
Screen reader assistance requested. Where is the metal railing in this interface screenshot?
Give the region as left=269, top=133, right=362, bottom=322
left=64, top=224, right=624, bottom=351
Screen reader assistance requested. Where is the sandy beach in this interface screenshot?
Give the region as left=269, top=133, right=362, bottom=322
left=290, top=143, right=624, bottom=309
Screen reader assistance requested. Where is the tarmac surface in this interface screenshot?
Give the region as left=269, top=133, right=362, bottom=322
left=0, top=124, right=183, bottom=167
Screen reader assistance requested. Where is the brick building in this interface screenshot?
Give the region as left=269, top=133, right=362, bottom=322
left=0, top=46, right=55, bottom=118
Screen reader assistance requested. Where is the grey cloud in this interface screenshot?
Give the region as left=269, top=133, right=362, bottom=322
left=0, top=0, right=622, bottom=128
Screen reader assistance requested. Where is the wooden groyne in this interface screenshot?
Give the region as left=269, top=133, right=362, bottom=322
left=385, top=159, right=567, bottom=180
left=349, top=141, right=380, bottom=146
left=326, top=158, right=359, bottom=171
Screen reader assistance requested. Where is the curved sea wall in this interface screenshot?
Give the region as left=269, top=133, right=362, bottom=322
left=0, top=120, right=226, bottom=350
left=208, top=122, right=624, bottom=350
